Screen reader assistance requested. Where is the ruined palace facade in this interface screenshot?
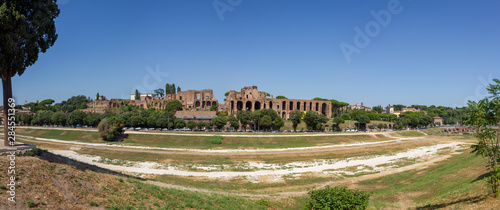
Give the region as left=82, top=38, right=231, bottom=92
left=130, top=89, right=218, bottom=110
left=87, top=89, right=218, bottom=112
left=225, top=86, right=332, bottom=120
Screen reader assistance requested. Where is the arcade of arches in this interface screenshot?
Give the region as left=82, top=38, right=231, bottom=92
left=226, top=86, right=332, bottom=120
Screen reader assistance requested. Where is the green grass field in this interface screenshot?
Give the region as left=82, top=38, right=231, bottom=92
left=358, top=149, right=489, bottom=209
left=396, top=130, right=426, bottom=137
left=15, top=128, right=392, bottom=149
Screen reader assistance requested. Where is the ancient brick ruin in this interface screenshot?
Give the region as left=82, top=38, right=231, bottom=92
left=440, top=127, right=475, bottom=134
left=225, top=86, right=332, bottom=120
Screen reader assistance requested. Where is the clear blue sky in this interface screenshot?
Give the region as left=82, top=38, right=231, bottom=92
left=7, top=0, right=500, bottom=108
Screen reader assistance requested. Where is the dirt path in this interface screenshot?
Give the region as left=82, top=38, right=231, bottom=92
left=143, top=151, right=463, bottom=198
left=46, top=142, right=464, bottom=178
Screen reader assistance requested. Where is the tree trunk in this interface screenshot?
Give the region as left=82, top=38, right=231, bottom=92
left=2, top=69, right=13, bottom=146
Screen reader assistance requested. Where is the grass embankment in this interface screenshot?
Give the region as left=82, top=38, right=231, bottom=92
left=0, top=153, right=271, bottom=209
left=357, top=149, right=494, bottom=209
left=396, top=130, right=426, bottom=137
left=15, top=128, right=392, bottom=149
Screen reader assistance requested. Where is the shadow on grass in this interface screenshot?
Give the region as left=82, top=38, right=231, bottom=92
left=38, top=149, right=145, bottom=181
left=471, top=171, right=491, bottom=183
left=415, top=195, right=487, bottom=210
left=101, top=133, right=129, bottom=143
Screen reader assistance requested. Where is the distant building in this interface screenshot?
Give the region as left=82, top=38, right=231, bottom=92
left=130, top=93, right=156, bottom=100
left=348, top=102, right=372, bottom=111
left=386, top=105, right=394, bottom=114
left=433, top=117, right=443, bottom=126
left=174, top=110, right=217, bottom=124
left=401, top=107, right=427, bottom=114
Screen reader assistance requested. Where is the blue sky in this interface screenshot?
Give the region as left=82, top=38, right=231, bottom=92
left=7, top=0, right=500, bottom=108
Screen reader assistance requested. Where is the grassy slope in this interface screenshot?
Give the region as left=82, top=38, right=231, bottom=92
left=357, top=149, right=494, bottom=209
left=395, top=130, right=426, bottom=137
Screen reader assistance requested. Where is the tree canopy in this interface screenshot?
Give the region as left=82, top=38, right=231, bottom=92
left=467, top=78, right=500, bottom=196
left=166, top=100, right=183, bottom=112
left=0, top=0, right=59, bottom=81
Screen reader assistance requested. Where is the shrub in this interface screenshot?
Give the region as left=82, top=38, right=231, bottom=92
left=305, top=186, right=370, bottom=210
left=98, top=116, right=124, bottom=141
left=90, top=201, right=99, bottom=207
left=26, top=200, right=35, bottom=207
left=0, top=185, right=6, bottom=189
left=206, top=136, right=223, bottom=144
left=258, top=199, right=269, bottom=206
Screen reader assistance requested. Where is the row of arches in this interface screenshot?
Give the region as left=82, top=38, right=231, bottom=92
left=229, top=100, right=331, bottom=119
left=194, top=100, right=217, bottom=108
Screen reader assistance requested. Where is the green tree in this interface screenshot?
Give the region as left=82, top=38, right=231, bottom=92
left=15, top=113, right=32, bottom=125
left=51, top=111, right=67, bottom=126
left=355, top=114, right=371, bottom=131
left=85, top=112, right=102, bottom=126
left=260, top=115, right=272, bottom=131
left=197, top=121, right=207, bottom=130
left=276, top=95, right=287, bottom=99
left=96, top=92, right=99, bottom=100
left=154, top=88, right=164, bottom=97
left=1, top=0, right=60, bottom=145
left=341, top=113, right=351, bottom=120
left=174, top=118, right=186, bottom=128
left=166, top=100, right=183, bottom=112
left=39, top=99, right=55, bottom=107
left=372, top=105, right=383, bottom=114
left=147, top=112, right=160, bottom=128
left=135, top=89, right=140, bottom=100
left=273, top=117, right=284, bottom=130
left=303, top=112, right=328, bottom=131
left=333, top=117, right=345, bottom=131
left=290, top=110, right=303, bottom=131
left=97, top=116, right=124, bottom=141
left=57, top=95, right=89, bottom=112
left=236, top=110, right=253, bottom=131
left=467, top=78, right=500, bottom=196
left=228, top=115, right=239, bottom=131
left=68, top=110, right=86, bottom=126
left=157, top=112, right=175, bottom=129
left=305, top=186, right=370, bottom=210
left=177, top=86, right=181, bottom=93
left=129, top=114, right=143, bottom=127
left=187, top=120, right=196, bottom=130
left=165, top=84, right=171, bottom=94
left=210, top=105, right=217, bottom=111
left=377, top=123, right=384, bottom=130
left=171, top=83, right=176, bottom=94
left=213, top=116, right=227, bottom=130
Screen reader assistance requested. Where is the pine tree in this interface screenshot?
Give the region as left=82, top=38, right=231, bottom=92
left=135, top=89, right=140, bottom=100
left=165, top=84, right=170, bottom=94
